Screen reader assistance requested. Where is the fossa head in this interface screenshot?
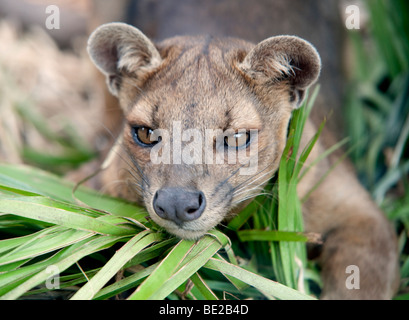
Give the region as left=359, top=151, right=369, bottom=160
left=87, top=22, right=321, bottom=239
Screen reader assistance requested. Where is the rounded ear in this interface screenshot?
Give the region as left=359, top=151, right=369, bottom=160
left=87, top=22, right=162, bottom=96
left=238, top=36, right=321, bottom=108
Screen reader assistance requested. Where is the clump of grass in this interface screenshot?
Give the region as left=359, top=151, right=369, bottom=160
left=344, top=0, right=409, bottom=298
left=0, top=87, right=322, bottom=300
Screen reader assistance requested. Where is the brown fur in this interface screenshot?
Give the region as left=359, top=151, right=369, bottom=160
left=86, top=22, right=399, bottom=299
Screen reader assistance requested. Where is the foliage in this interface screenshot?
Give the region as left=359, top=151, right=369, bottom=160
left=344, top=0, right=409, bottom=298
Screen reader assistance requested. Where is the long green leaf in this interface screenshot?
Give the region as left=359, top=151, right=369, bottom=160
left=93, top=263, right=160, bottom=300
left=147, top=236, right=223, bottom=300
left=0, top=196, right=136, bottom=236
left=71, top=231, right=162, bottom=300
left=204, top=258, right=314, bottom=300
left=238, top=230, right=309, bottom=242
left=0, top=227, right=92, bottom=266
left=0, top=235, right=122, bottom=300
left=190, top=273, right=218, bottom=300
left=0, top=164, right=148, bottom=221
left=127, top=239, right=194, bottom=299
left=127, top=231, right=230, bottom=300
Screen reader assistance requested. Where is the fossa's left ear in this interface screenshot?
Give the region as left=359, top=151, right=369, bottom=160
left=238, top=35, right=321, bottom=108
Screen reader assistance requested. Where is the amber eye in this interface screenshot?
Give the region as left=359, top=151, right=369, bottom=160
left=132, top=126, right=160, bottom=147
left=224, top=131, right=251, bottom=149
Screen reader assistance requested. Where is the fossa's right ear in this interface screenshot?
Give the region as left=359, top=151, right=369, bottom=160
left=87, top=22, right=162, bottom=96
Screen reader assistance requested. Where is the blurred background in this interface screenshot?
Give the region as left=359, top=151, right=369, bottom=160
left=0, top=0, right=408, bottom=298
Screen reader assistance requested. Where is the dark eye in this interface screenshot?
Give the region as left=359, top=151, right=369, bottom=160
left=132, top=126, right=160, bottom=147
left=224, top=131, right=251, bottom=149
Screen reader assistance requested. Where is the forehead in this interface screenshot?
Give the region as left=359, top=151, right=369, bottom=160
left=126, top=36, right=261, bottom=130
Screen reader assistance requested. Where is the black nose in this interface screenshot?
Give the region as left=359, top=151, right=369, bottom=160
left=153, top=188, right=206, bottom=225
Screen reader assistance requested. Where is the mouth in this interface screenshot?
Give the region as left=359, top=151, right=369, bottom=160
left=165, top=225, right=210, bottom=240
left=147, top=206, right=225, bottom=240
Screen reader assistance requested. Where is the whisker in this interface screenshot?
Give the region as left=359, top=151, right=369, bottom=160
left=233, top=173, right=271, bottom=195
left=232, top=180, right=272, bottom=202
left=125, top=178, right=145, bottom=197
left=233, top=169, right=274, bottom=195
left=99, top=179, right=128, bottom=194
left=233, top=182, right=269, bottom=199
left=122, top=168, right=151, bottom=196
left=210, top=162, right=248, bottom=197
left=231, top=171, right=274, bottom=206
left=124, top=149, right=151, bottom=188
left=103, top=135, right=151, bottom=190
left=230, top=192, right=271, bottom=208
left=122, top=170, right=144, bottom=192
left=119, top=166, right=144, bottom=190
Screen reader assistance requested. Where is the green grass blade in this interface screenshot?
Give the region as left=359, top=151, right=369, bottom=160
left=0, top=196, right=137, bottom=236
left=127, top=239, right=195, bottom=299
left=147, top=236, right=224, bottom=300
left=227, top=195, right=267, bottom=231
left=190, top=273, right=218, bottom=300
left=204, top=258, right=314, bottom=300
left=238, top=230, right=309, bottom=242
left=0, top=235, right=122, bottom=300
left=71, top=230, right=162, bottom=300
left=0, top=164, right=148, bottom=221
left=128, top=231, right=230, bottom=300
left=0, top=227, right=93, bottom=266
left=93, top=263, right=160, bottom=300
left=0, top=227, right=58, bottom=256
